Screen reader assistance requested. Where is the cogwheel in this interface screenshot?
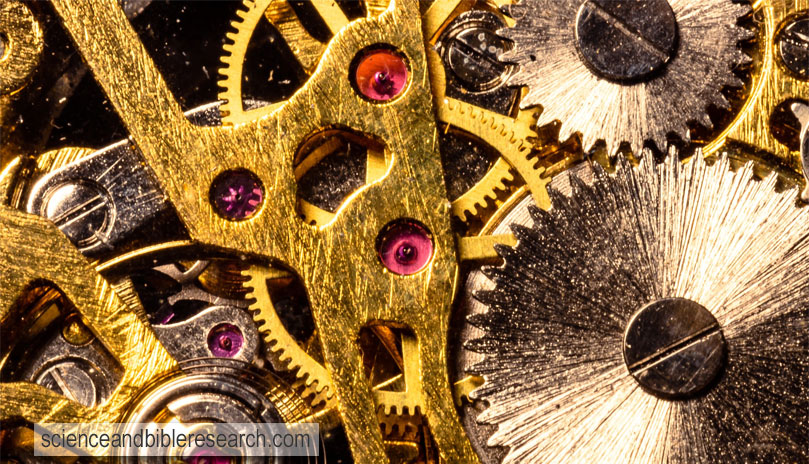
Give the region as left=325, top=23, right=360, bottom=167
left=242, top=264, right=336, bottom=409
left=462, top=151, right=809, bottom=463
left=218, top=0, right=287, bottom=126
left=498, top=0, right=753, bottom=154
left=219, top=0, right=390, bottom=125
left=373, top=333, right=423, bottom=416
left=449, top=157, right=514, bottom=221
left=378, top=407, right=422, bottom=440
left=427, top=50, right=552, bottom=214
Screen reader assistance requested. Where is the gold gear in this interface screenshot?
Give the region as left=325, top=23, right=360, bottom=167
left=421, top=2, right=554, bottom=215
left=704, top=0, right=809, bottom=169
left=219, top=0, right=549, bottom=221
left=218, top=0, right=389, bottom=125
left=244, top=264, right=430, bottom=417
left=218, top=0, right=286, bottom=126
left=373, top=332, right=422, bottom=415
left=426, top=49, right=545, bottom=218
left=242, top=264, right=337, bottom=409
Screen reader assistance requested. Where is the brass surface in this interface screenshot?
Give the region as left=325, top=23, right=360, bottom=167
left=0, top=206, right=176, bottom=433
left=43, top=0, right=478, bottom=460
left=243, top=264, right=337, bottom=410
left=0, top=1, right=43, bottom=96
left=705, top=0, right=809, bottom=169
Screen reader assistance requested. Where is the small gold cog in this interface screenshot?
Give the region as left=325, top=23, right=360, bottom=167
left=242, top=264, right=337, bottom=409
left=426, top=49, right=552, bottom=214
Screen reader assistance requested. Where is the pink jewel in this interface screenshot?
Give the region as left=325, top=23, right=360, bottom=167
left=354, top=49, right=408, bottom=101
left=207, top=323, right=244, bottom=358
left=378, top=221, right=433, bottom=275
left=187, top=449, right=231, bottom=464
left=210, top=170, right=264, bottom=220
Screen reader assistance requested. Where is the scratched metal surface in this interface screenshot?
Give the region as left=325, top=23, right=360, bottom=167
left=498, top=0, right=752, bottom=153
left=464, top=154, right=809, bottom=463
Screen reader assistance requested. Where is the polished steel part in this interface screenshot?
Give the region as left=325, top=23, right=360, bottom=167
left=623, top=298, right=725, bottom=398
left=25, top=103, right=224, bottom=255
left=499, top=0, right=751, bottom=152
left=575, top=0, right=677, bottom=82
left=442, top=13, right=511, bottom=91
left=434, top=9, right=517, bottom=115
left=122, top=359, right=316, bottom=463
left=794, top=101, right=809, bottom=200
left=151, top=305, right=260, bottom=363
left=777, top=15, right=809, bottom=80
left=27, top=141, right=167, bottom=254
left=20, top=317, right=123, bottom=408
left=463, top=153, right=809, bottom=463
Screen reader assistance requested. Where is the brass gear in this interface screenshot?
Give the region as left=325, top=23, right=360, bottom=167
left=244, top=264, right=432, bottom=417
left=218, top=0, right=389, bottom=126
left=242, top=264, right=337, bottom=409
left=427, top=49, right=552, bottom=213
left=218, top=0, right=552, bottom=224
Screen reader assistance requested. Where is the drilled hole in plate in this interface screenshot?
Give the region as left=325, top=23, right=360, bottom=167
left=770, top=98, right=808, bottom=152
left=295, top=129, right=388, bottom=226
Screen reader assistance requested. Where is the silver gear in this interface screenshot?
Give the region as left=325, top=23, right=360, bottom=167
left=461, top=152, right=809, bottom=463
left=498, top=0, right=752, bottom=153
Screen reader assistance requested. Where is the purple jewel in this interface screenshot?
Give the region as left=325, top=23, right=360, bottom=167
left=373, top=71, right=394, bottom=95
left=378, top=221, right=433, bottom=275
left=187, top=449, right=230, bottom=464
left=207, top=323, right=244, bottom=358
left=210, top=170, right=264, bottom=220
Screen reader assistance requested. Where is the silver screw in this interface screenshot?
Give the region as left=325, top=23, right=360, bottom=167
left=778, top=17, right=809, bottom=80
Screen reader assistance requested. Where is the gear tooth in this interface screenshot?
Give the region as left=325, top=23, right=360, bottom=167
left=235, top=6, right=251, bottom=19
left=698, top=112, right=714, bottom=130
left=714, top=94, right=731, bottom=110
left=723, top=75, right=745, bottom=89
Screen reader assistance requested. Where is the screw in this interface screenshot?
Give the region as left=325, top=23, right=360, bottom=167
left=42, top=181, right=113, bottom=249
left=623, top=298, right=726, bottom=398
left=445, top=19, right=510, bottom=91
left=778, top=17, right=809, bottom=80
left=575, top=0, right=678, bottom=82
left=36, top=361, right=99, bottom=407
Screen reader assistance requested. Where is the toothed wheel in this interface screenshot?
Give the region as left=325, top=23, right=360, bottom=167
left=498, top=0, right=753, bottom=154
left=459, top=151, right=809, bottom=463
left=242, top=264, right=336, bottom=410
